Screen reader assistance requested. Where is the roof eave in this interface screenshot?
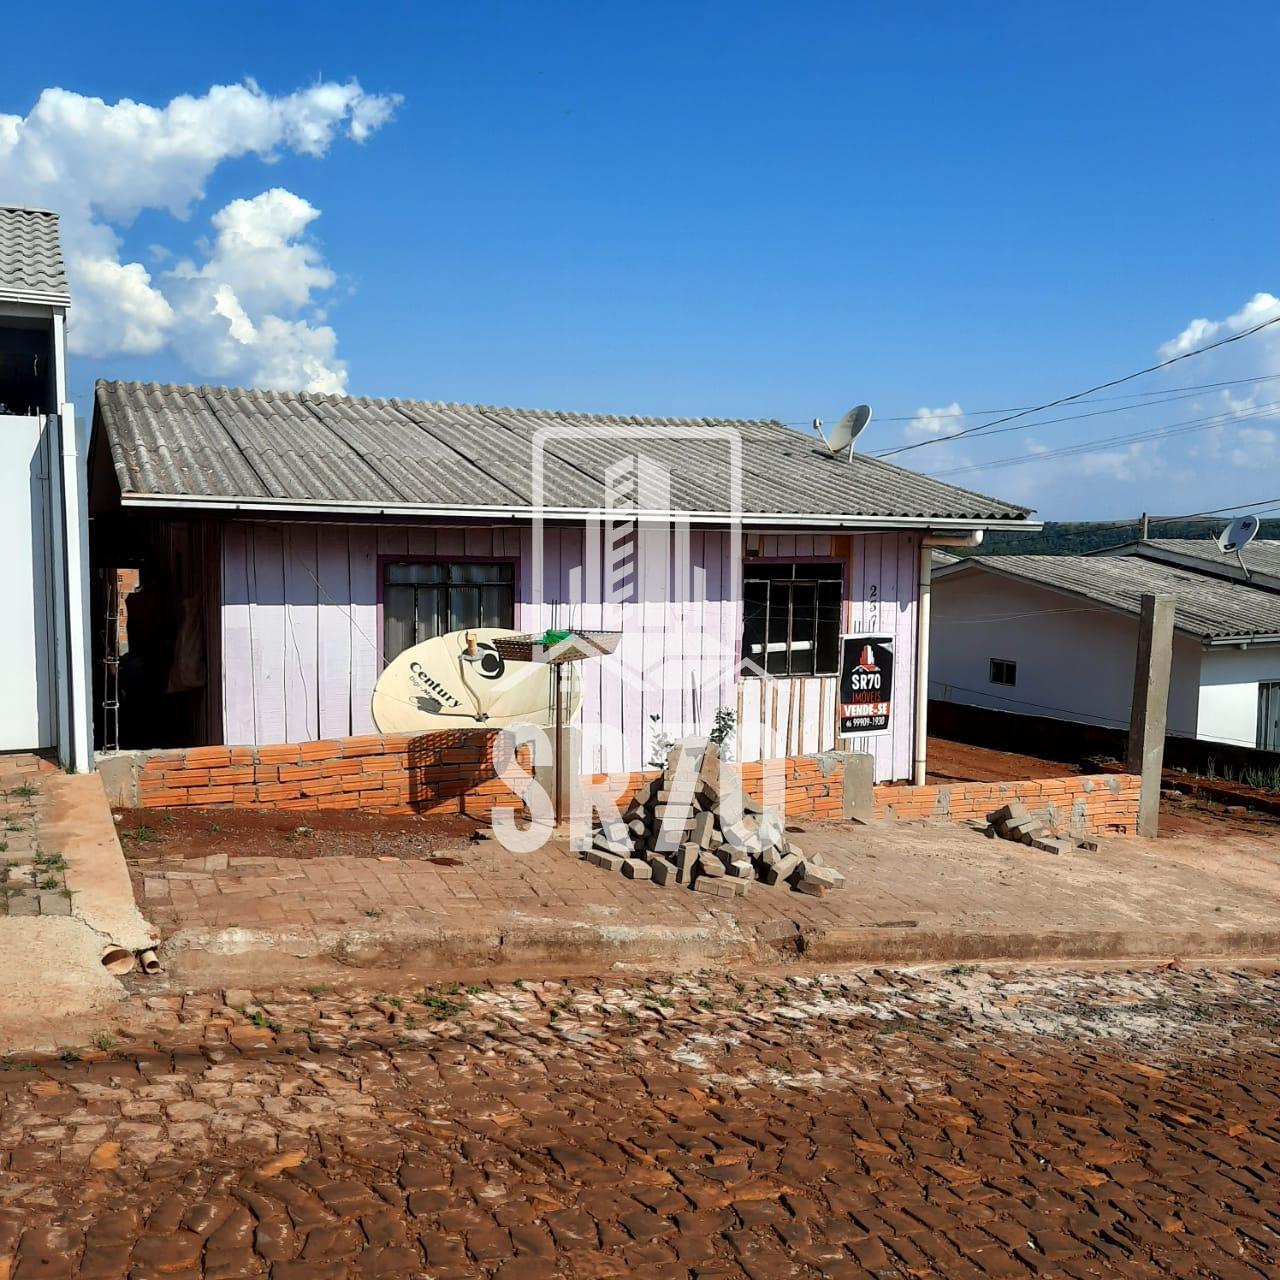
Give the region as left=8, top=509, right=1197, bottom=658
left=0, top=287, right=69, bottom=309
left=931, top=558, right=1212, bottom=637
left=1203, top=633, right=1280, bottom=647
left=114, top=491, right=1040, bottom=530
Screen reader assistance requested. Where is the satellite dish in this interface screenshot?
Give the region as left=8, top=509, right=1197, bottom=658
left=817, top=405, right=872, bottom=459
left=1217, top=514, right=1260, bottom=555
left=371, top=627, right=578, bottom=734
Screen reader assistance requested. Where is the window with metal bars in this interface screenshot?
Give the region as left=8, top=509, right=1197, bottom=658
left=383, top=561, right=515, bottom=663
left=741, top=562, right=843, bottom=677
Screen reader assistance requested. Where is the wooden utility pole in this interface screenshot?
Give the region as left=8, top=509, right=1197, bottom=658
left=1127, top=592, right=1175, bottom=837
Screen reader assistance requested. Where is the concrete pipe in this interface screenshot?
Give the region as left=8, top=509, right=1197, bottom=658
left=100, top=946, right=135, bottom=976
left=138, top=949, right=161, bottom=975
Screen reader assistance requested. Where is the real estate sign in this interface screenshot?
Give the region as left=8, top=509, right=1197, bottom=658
left=838, top=633, right=894, bottom=736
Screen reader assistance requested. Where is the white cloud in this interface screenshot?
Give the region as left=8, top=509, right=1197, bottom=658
left=1158, top=292, right=1280, bottom=360
left=1230, top=426, right=1280, bottom=469
left=906, top=402, right=964, bottom=438
left=0, top=80, right=400, bottom=390
left=162, top=189, right=347, bottom=391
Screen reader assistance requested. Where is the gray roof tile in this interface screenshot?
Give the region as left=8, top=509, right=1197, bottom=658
left=0, top=207, right=69, bottom=304
left=1119, top=538, right=1280, bottom=590
left=937, top=554, right=1280, bottom=641
left=93, top=380, right=1033, bottom=526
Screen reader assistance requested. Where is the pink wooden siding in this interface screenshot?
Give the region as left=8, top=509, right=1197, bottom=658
left=219, top=521, right=919, bottom=782
left=734, top=533, right=919, bottom=781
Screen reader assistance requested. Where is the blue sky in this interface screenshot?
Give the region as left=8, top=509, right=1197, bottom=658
left=5, top=1, right=1279, bottom=520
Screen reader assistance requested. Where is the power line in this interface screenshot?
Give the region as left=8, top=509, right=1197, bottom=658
left=798, top=369, right=1280, bottom=428
left=924, top=400, right=1280, bottom=480
left=873, top=308, right=1280, bottom=460
left=1149, top=496, right=1280, bottom=525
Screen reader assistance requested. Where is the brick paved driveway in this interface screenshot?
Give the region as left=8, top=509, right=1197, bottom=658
left=2, top=964, right=1279, bottom=1277
left=130, top=812, right=1280, bottom=973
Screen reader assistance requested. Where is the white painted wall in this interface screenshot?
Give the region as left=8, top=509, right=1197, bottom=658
left=0, top=415, right=55, bottom=749
left=1197, top=646, right=1280, bottom=748
left=929, top=569, right=1202, bottom=736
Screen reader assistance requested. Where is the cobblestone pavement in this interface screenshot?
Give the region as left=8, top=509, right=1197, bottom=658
left=2, top=964, right=1280, bottom=1278
left=0, top=754, right=70, bottom=919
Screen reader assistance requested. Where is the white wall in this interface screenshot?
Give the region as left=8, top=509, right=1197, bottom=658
left=929, top=569, right=1202, bottom=737
left=0, top=415, right=55, bottom=750
left=1198, top=646, right=1280, bottom=748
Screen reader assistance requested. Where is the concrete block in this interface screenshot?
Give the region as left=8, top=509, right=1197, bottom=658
left=988, top=800, right=1031, bottom=825
left=793, top=877, right=827, bottom=897
left=693, top=877, right=737, bottom=899
left=696, top=853, right=725, bottom=878
left=762, top=853, right=802, bottom=886
left=692, top=810, right=716, bottom=848
left=996, top=815, right=1041, bottom=840
left=725, top=859, right=753, bottom=878
left=1075, top=837, right=1100, bottom=852
left=587, top=851, right=625, bottom=872
left=649, top=857, right=677, bottom=886
left=621, top=859, right=653, bottom=880
left=1030, top=837, right=1072, bottom=855
left=799, top=864, right=845, bottom=889
left=758, top=810, right=785, bottom=847
left=654, top=802, right=694, bottom=821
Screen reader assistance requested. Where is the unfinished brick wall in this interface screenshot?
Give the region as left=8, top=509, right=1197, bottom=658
left=132, top=731, right=521, bottom=818
left=122, top=735, right=1138, bottom=834
left=873, top=774, right=1141, bottom=836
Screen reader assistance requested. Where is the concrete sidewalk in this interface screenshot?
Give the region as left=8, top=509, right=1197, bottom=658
left=0, top=755, right=158, bottom=1046
left=133, top=808, right=1280, bottom=984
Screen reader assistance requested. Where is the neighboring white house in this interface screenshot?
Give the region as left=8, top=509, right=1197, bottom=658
left=930, top=554, right=1280, bottom=752
left=0, top=206, right=92, bottom=769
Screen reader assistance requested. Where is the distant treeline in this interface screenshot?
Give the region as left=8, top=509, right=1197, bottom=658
left=954, top=520, right=1280, bottom=557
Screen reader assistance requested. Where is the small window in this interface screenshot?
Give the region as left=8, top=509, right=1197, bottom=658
left=989, top=658, right=1017, bottom=687
left=741, top=562, right=843, bottom=677
left=384, top=561, right=514, bottom=663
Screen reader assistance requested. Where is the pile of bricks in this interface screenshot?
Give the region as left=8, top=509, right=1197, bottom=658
left=985, top=799, right=1098, bottom=854
left=577, top=738, right=846, bottom=899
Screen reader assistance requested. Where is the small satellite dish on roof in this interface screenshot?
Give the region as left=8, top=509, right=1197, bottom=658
left=814, top=405, right=872, bottom=460
left=1217, top=513, right=1260, bottom=555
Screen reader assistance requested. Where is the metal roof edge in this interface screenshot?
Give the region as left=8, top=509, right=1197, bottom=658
left=0, top=286, right=69, bottom=308
left=114, top=492, right=1042, bottom=530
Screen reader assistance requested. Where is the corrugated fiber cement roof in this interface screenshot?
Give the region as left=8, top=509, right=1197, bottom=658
left=941, top=554, right=1280, bottom=641
left=94, top=381, right=1034, bottom=525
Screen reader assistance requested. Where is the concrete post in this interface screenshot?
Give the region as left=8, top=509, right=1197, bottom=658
left=1126, top=592, right=1175, bottom=837
left=841, top=753, right=876, bottom=822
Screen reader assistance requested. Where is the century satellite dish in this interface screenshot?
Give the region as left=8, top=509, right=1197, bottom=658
left=371, top=627, right=579, bottom=735
left=814, top=405, right=872, bottom=460
left=1217, top=514, right=1260, bottom=555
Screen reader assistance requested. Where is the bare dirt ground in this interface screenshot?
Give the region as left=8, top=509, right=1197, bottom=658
left=114, top=806, right=482, bottom=864
left=924, top=737, right=1083, bottom=785
left=1, top=963, right=1279, bottom=1278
